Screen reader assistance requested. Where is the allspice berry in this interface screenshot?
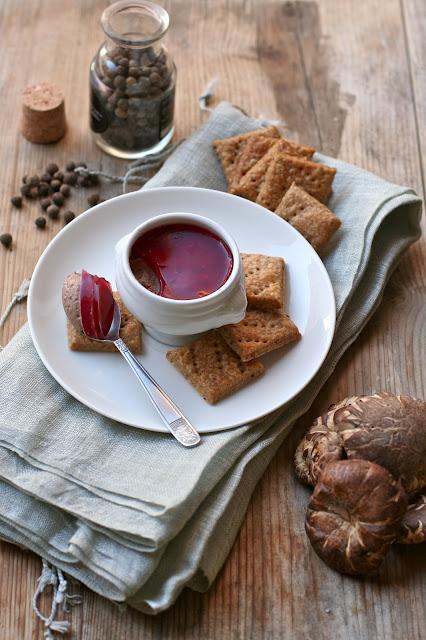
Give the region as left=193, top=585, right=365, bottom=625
left=20, top=184, right=31, bottom=198
left=47, top=204, right=60, bottom=219
left=46, top=163, right=59, bottom=175
left=64, top=211, right=75, bottom=224
left=0, top=233, right=13, bottom=248
left=52, top=193, right=64, bottom=207
left=87, top=192, right=101, bottom=207
left=28, top=175, right=40, bottom=186
left=35, top=216, right=47, bottom=229
left=38, top=182, right=50, bottom=197
left=63, top=172, right=77, bottom=186
left=59, top=184, right=70, bottom=197
left=21, top=83, right=66, bottom=144
left=77, top=175, right=91, bottom=188
left=11, top=196, right=23, bottom=208
left=40, top=198, right=51, bottom=210
left=50, top=179, right=61, bottom=192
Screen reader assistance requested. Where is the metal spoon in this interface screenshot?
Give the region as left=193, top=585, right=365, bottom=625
left=104, top=301, right=200, bottom=447
left=63, top=273, right=200, bottom=448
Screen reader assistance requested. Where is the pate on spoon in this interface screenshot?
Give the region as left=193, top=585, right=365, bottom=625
left=62, top=270, right=200, bottom=447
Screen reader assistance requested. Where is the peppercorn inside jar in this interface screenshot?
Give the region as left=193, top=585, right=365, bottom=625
left=90, top=0, right=176, bottom=159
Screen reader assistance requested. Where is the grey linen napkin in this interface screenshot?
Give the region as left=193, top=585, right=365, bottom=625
left=0, top=102, right=422, bottom=613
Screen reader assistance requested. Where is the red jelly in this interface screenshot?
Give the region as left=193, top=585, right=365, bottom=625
left=129, top=223, right=234, bottom=300
left=80, top=270, right=115, bottom=339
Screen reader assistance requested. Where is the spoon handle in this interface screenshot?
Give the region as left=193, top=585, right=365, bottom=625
left=114, top=338, right=201, bottom=447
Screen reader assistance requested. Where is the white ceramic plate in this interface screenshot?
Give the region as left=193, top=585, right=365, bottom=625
left=28, top=187, right=335, bottom=433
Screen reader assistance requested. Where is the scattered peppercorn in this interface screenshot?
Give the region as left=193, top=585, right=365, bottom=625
left=20, top=184, right=31, bottom=197
left=28, top=175, right=40, bottom=187
left=40, top=198, right=51, bottom=210
left=46, top=162, right=59, bottom=175
left=87, top=192, right=101, bottom=207
left=77, top=175, right=91, bottom=188
left=59, top=184, right=70, bottom=197
left=38, top=182, right=50, bottom=197
left=53, top=171, right=64, bottom=182
left=35, top=216, right=47, bottom=229
left=11, top=196, right=23, bottom=208
left=63, top=171, right=77, bottom=186
left=50, top=179, right=61, bottom=192
left=52, top=193, right=64, bottom=206
left=0, top=233, right=12, bottom=248
left=88, top=173, right=99, bottom=186
left=41, top=172, right=52, bottom=183
left=64, top=211, right=75, bottom=224
left=66, top=161, right=76, bottom=171
left=47, top=204, right=60, bottom=219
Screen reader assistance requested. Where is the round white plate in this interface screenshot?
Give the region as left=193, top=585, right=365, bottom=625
left=28, top=187, right=335, bottom=433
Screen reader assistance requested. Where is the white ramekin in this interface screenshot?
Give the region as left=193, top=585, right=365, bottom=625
left=114, top=212, right=247, bottom=345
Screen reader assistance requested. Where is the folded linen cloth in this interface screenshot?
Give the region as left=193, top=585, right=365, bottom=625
left=0, top=102, right=422, bottom=614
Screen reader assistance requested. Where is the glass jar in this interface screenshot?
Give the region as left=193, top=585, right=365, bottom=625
left=90, top=0, right=176, bottom=159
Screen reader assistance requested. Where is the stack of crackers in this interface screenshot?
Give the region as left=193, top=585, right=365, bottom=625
left=213, top=127, right=341, bottom=254
left=167, top=253, right=300, bottom=404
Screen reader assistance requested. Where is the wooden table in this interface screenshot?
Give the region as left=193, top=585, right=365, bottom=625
left=1, top=1, right=425, bottom=638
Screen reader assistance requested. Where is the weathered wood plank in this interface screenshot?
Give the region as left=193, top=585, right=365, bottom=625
left=402, top=0, right=426, bottom=198
left=0, top=1, right=425, bottom=639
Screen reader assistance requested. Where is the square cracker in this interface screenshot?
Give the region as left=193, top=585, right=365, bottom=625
left=67, top=293, right=142, bottom=353
left=256, top=153, right=336, bottom=210
left=242, top=253, right=285, bottom=310
left=218, top=309, right=301, bottom=362
left=275, top=183, right=341, bottom=254
left=166, top=332, right=264, bottom=404
left=213, top=126, right=280, bottom=187
left=228, top=136, right=279, bottom=191
left=232, top=138, right=316, bottom=201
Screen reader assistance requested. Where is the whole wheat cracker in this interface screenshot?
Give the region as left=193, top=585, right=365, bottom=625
left=67, top=293, right=142, bottom=354
left=242, top=253, right=285, bottom=310
left=256, top=153, right=336, bottom=210
left=218, top=309, right=301, bottom=362
left=228, top=136, right=279, bottom=191
left=213, top=126, right=280, bottom=187
left=275, top=183, right=341, bottom=254
left=231, top=138, right=316, bottom=201
left=166, top=332, right=264, bottom=404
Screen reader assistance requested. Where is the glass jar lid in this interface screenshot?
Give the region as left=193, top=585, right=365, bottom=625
left=101, top=0, right=169, bottom=48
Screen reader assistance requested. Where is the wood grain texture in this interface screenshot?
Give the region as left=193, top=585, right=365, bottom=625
left=0, top=1, right=425, bottom=639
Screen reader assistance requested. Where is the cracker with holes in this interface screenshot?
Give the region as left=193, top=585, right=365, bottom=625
left=256, top=153, right=336, bottom=210
left=242, top=253, right=285, bottom=310
left=166, top=332, right=264, bottom=404
left=231, top=138, right=316, bottom=201
left=275, top=184, right=341, bottom=254
left=67, top=294, right=142, bottom=353
left=213, top=126, right=280, bottom=188
left=218, top=309, right=301, bottom=362
left=229, top=136, right=279, bottom=191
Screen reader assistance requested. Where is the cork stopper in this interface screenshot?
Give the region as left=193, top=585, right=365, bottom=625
left=21, top=82, right=66, bottom=144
